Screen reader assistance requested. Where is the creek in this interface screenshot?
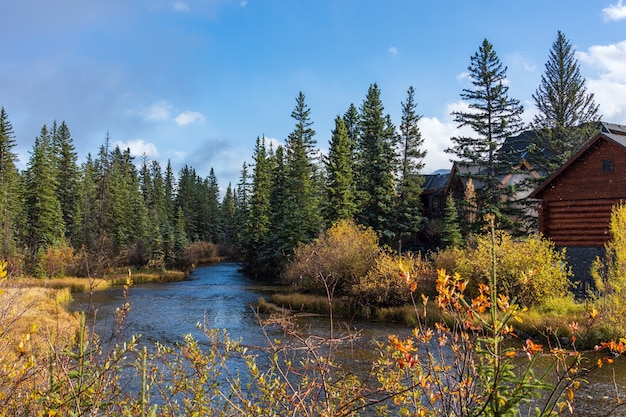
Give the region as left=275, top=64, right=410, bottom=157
left=70, top=262, right=626, bottom=416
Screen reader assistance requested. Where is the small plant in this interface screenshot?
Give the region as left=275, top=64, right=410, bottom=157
left=591, top=202, right=626, bottom=338
left=375, top=216, right=587, bottom=416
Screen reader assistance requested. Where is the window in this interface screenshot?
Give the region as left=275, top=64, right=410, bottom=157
left=603, top=159, right=613, bottom=173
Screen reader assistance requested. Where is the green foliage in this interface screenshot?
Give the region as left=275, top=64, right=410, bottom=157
left=530, top=31, right=601, bottom=175
left=435, top=230, right=570, bottom=307
left=394, top=86, right=426, bottom=250
left=442, top=193, right=463, bottom=249
left=323, top=116, right=357, bottom=226
left=591, top=202, right=626, bottom=338
left=446, top=39, right=524, bottom=226
left=355, top=84, right=399, bottom=242
left=283, top=219, right=380, bottom=295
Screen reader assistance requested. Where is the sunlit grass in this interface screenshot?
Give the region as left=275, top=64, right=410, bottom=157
left=18, top=276, right=111, bottom=293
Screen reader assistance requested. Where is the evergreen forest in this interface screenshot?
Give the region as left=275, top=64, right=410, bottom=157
left=0, top=32, right=601, bottom=280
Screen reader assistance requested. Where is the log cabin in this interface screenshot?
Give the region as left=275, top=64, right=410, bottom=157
left=529, top=124, right=626, bottom=248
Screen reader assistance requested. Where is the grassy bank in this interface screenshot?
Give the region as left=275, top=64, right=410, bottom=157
left=262, top=291, right=606, bottom=349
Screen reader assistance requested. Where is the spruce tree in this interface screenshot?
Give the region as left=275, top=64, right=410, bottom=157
left=77, top=154, right=99, bottom=252
left=442, top=193, right=463, bottom=249
left=0, top=107, right=20, bottom=258
left=324, top=116, right=356, bottom=226
left=24, top=125, right=65, bottom=256
left=355, top=83, right=398, bottom=241
left=268, top=145, right=291, bottom=260
left=446, top=39, right=524, bottom=226
left=52, top=121, right=80, bottom=244
left=283, top=92, right=321, bottom=247
left=241, top=137, right=272, bottom=277
left=530, top=31, right=601, bottom=174
left=394, top=86, right=427, bottom=252
left=220, top=183, right=238, bottom=248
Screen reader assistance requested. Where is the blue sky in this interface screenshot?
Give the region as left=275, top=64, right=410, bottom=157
left=2, top=1, right=626, bottom=189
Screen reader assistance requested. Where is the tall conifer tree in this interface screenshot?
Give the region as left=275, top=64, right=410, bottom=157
left=356, top=84, right=398, bottom=241
left=283, top=92, right=321, bottom=247
left=394, top=86, right=426, bottom=251
left=446, top=39, right=524, bottom=226
left=242, top=137, right=272, bottom=276
left=530, top=31, right=601, bottom=174
left=24, top=125, right=65, bottom=256
left=52, top=121, right=80, bottom=244
left=324, top=116, right=356, bottom=226
left=0, top=107, right=20, bottom=258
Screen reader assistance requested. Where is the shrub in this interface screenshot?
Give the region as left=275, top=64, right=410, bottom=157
left=434, top=231, right=570, bottom=307
left=351, top=252, right=433, bottom=310
left=282, top=219, right=380, bottom=295
left=591, top=202, right=626, bottom=338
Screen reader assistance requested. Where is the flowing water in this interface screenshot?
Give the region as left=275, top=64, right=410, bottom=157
left=70, top=262, right=626, bottom=416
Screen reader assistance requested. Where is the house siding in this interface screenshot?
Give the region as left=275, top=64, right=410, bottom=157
left=535, top=138, right=626, bottom=247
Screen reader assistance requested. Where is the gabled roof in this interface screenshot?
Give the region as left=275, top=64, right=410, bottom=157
left=421, top=172, right=451, bottom=194
left=529, top=131, right=626, bottom=199
left=451, top=159, right=539, bottom=191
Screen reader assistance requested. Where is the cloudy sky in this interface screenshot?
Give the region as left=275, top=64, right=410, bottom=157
left=2, top=1, right=626, bottom=188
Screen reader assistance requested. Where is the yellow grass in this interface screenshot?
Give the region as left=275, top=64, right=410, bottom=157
left=16, top=276, right=112, bottom=293
left=0, top=283, right=80, bottom=392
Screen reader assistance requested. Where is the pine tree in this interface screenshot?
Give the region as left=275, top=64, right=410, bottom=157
left=343, top=103, right=360, bottom=152
left=77, top=154, right=99, bottom=252
left=394, top=86, right=427, bottom=252
left=204, top=168, right=221, bottom=243
left=355, top=83, right=399, bottom=241
left=446, top=39, right=524, bottom=225
left=268, top=145, right=291, bottom=260
left=323, top=116, right=357, bottom=226
left=442, top=193, right=463, bottom=249
left=530, top=31, right=601, bottom=174
left=0, top=107, right=20, bottom=258
left=176, top=165, right=201, bottom=241
left=52, top=121, right=80, bottom=244
left=220, top=183, right=238, bottom=248
left=235, top=162, right=251, bottom=245
left=241, top=137, right=273, bottom=277
left=24, top=125, right=65, bottom=256
left=283, top=92, right=321, bottom=247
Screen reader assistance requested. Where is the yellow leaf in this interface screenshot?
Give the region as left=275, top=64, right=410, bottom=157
left=567, top=387, right=575, bottom=401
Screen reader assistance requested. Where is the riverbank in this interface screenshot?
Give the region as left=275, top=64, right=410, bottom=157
left=261, top=290, right=607, bottom=349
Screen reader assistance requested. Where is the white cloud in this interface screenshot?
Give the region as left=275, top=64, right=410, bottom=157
left=456, top=71, right=470, bottom=83
left=145, top=100, right=172, bottom=121
left=419, top=116, right=455, bottom=173
left=508, top=52, right=536, bottom=72
left=173, top=1, right=190, bottom=12
left=240, top=1, right=248, bottom=7
left=115, top=139, right=159, bottom=157
left=602, top=0, right=626, bottom=21
left=577, top=41, right=626, bottom=122
left=167, top=149, right=188, bottom=161
left=174, top=110, right=205, bottom=126
left=388, top=46, right=398, bottom=56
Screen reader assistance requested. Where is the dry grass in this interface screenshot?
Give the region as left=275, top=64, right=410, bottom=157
left=105, top=269, right=187, bottom=285
left=16, top=276, right=111, bottom=293
left=0, top=283, right=80, bottom=395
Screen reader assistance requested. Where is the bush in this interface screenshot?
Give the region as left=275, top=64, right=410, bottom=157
left=591, top=202, right=626, bottom=338
left=434, top=231, right=571, bottom=307
left=351, top=252, right=433, bottom=310
left=282, top=219, right=380, bottom=295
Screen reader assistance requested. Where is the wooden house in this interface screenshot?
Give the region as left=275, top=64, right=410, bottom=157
left=530, top=125, right=626, bottom=247
left=420, top=171, right=451, bottom=219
